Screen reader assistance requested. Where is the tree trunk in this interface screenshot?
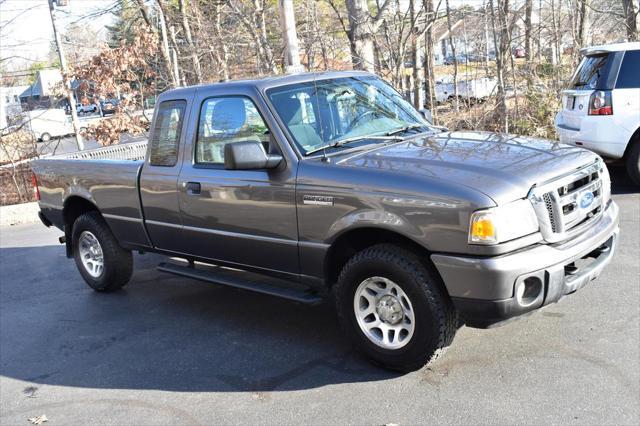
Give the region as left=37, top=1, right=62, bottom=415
left=423, top=0, right=436, bottom=116
left=410, top=0, right=422, bottom=109
left=489, top=0, right=509, bottom=132
left=622, top=0, right=638, bottom=41
left=524, top=0, right=532, bottom=62
left=255, top=0, right=278, bottom=74
left=445, top=0, right=459, bottom=112
left=345, top=0, right=376, bottom=72
left=212, top=1, right=229, bottom=80
left=344, top=0, right=390, bottom=72
left=278, top=0, right=303, bottom=73
left=178, top=0, right=202, bottom=84
left=135, top=0, right=177, bottom=88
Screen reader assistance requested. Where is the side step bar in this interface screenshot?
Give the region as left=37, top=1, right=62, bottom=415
left=157, top=262, right=323, bottom=305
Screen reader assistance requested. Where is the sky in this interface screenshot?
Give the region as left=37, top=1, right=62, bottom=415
left=0, top=0, right=116, bottom=71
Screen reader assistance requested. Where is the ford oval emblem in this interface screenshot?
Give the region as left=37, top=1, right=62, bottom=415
left=579, top=191, right=594, bottom=209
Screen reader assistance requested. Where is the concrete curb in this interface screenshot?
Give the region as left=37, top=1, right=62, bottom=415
left=0, top=202, right=40, bottom=227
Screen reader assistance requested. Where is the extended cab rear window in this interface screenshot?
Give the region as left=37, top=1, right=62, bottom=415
left=616, top=50, right=640, bottom=89
left=149, top=100, right=186, bottom=166
left=569, top=54, right=613, bottom=90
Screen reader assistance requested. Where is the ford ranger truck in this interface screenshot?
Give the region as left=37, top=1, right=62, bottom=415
left=32, top=72, right=619, bottom=372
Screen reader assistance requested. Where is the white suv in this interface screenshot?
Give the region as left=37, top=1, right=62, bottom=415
left=555, top=42, right=640, bottom=185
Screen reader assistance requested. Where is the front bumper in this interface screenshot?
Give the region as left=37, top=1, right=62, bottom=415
left=432, top=200, right=619, bottom=328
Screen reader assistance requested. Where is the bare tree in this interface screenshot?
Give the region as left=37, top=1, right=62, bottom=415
left=445, top=0, right=459, bottom=112
left=343, top=0, right=391, bottom=72
left=621, top=0, right=638, bottom=41
left=489, top=0, right=510, bottom=132
left=134, top=0, right=177, bottom=87
left=178, top=0, right=202, bottom=83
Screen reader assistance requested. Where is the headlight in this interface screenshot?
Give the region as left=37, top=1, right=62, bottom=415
left=469, top=199, right=539, bottom=245
left=600, top=160, right=611, bottom=205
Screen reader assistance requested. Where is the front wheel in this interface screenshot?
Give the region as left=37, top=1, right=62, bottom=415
left=72, top=211, right=133, bottom=292
left=334, top=244, right=458, bottom=372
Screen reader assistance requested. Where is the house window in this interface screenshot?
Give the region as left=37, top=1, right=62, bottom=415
left=13, top=95, right=18, bottom=102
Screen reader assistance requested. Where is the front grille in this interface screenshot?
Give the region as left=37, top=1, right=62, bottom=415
left=529, top=161, right=606, bottom=243
left=543, top=193, right=557, bottom=232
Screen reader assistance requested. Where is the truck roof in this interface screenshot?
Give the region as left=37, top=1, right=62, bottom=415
left=581, top=41, right=640, bottom=55
left=160, top=70, right=373, bottom=98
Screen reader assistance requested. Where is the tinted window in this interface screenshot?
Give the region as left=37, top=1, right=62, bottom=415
left=195, top=97, right=269, bottom=165
left=616, top=50, right=640, bottom=89
left=570, top=54, right=611, bottom=89
left=149, top=100, right=186, bottom=166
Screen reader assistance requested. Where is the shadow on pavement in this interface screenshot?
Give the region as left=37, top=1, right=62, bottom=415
left=0, top=243, right=398, bottom=393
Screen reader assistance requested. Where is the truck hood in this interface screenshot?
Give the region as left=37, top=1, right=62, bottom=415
left=338, top=131, right=599, bottom=204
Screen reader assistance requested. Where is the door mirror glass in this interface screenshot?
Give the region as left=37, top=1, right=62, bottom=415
left=224, top=140, right=283, bottom=170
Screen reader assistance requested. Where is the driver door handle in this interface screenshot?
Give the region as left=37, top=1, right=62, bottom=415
left=183, top=181, right=201, bottom=195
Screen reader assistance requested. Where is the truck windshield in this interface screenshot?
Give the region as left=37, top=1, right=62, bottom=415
left=267, top=76, right=432, bottom=156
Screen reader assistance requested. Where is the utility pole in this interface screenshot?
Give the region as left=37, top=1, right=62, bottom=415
left=278, top=0, right=304, bottom=73
left=48, top=0, right=84, bottom=150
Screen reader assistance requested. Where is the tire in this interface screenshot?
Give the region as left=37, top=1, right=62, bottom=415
left=625, top=138, right=640, bottom=186
left=334, top=244, right=458, bottom=372
left=40, top=133, right=51, bottom=142
left=72, top=211, right=133, bottom=292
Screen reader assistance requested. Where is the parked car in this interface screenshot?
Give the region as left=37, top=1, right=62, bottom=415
left=32, top=71, right=619, bottom=372
left=25, top=108, right=73, bottom=142
left=443, top=54, right=468, bottom=65
left=512, top=47, right=526, bottom=58
left=76, top=103, right=98, bottom=115
left=555, top=42, right=640, bottom=185
left=433, top=77, right=498, bottom=103
left=99, top=99, right=119, bottom=116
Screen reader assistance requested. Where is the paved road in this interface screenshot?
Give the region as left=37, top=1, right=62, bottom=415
left=1, top=167, right=638, bottom=425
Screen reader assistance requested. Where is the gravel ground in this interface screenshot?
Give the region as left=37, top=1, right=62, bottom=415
left=0, top=166, right=638, bottom=425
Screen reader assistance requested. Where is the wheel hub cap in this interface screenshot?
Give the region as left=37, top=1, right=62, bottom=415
left=78, top=231, right=104, bottom=278
left=353, top=276, right=415, bottom=350
left=376, top=295, right=404, bottom=325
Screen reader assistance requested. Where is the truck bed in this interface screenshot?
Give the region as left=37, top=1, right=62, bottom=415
left=31, top=141, right=150, bottom=248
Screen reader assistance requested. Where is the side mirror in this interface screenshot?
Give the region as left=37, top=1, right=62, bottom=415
left=224, top=140, right=283, bottom=170
left=419, top=108, right=433, bottom=124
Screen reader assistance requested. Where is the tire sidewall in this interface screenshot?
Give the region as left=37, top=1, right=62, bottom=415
left=72, top=214, right=112, bottom=291
left=336, top=249, right=445, bottom=367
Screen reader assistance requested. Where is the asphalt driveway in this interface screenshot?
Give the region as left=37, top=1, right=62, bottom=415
left=1, top=166, right=638, bottom=425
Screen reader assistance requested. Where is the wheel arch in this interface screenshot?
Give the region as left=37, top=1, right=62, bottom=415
left=623, top=126, right=640, bottom=158
left=62, top=195, right=101, bottom=257
left=323, top=226, right=438, bottom=290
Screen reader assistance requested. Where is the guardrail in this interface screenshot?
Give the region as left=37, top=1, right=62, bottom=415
left=58, top=140, right=148, bottom=161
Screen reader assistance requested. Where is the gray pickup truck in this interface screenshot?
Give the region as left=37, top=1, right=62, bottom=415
left=32, top=71, right=619, bottom=371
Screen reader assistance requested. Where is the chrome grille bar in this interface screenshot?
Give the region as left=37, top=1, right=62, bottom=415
left=528, top=160, right=605, bottom=243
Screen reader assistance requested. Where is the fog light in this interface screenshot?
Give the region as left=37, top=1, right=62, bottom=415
left=516, top=277, right=542, bottom=307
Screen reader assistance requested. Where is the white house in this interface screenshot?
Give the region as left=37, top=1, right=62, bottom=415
left=0, top=85, right=29, bottom=130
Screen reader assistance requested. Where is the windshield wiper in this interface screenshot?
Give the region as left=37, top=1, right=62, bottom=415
left=305, top=135, right=402, bottom=156
left=386, top=123, right=425, bottom=136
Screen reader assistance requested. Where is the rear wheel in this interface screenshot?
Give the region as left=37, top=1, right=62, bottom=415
left=334, top=244, right=458, bottom=372
left=625, top=138, right=640, bottom=186
left=72, top=211, right=133, bottom=292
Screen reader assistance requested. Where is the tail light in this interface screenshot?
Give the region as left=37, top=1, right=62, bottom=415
left=31, top=173, right=40, bottom=201
left=588, top=90, right=613, bottom=115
